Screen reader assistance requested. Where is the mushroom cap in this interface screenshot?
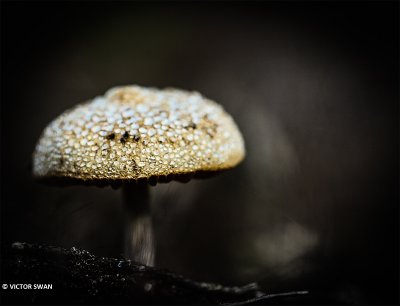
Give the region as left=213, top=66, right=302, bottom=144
left=33, top=85, right=245, bottom=185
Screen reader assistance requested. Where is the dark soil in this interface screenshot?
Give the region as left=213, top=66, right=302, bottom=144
left=0, top=242, right=340, bottom=305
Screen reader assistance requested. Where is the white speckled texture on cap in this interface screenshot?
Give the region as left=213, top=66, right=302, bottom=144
left=33, top=85, right=245, bottom=183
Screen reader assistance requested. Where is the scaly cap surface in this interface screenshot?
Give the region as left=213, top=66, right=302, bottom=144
left=33, top=85, right=245, bottom=184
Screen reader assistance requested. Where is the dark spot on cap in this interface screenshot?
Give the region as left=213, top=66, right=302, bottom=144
left=131, top=159, right=138, bottom=171
left=186, top=121, right=197, bottom=129
left=106, top=133, right=115, bottom=140
left=120, top=137, right=126, bottom=144
left=123, top=131, right=129, bottom=139
left=133, top=135, right=141, bottom=142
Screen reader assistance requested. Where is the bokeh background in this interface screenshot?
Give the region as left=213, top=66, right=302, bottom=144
left=1, top=2, right=398, bottom=304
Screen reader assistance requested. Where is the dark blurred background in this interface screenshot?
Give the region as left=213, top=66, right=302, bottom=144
left=1, top=1, right=398, bottom=304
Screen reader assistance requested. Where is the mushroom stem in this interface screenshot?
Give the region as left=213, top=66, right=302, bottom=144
left=122, top=183, right=155, bottom=266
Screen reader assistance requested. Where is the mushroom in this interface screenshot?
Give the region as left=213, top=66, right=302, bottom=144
left=33, top=85, right=245, bottom=266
